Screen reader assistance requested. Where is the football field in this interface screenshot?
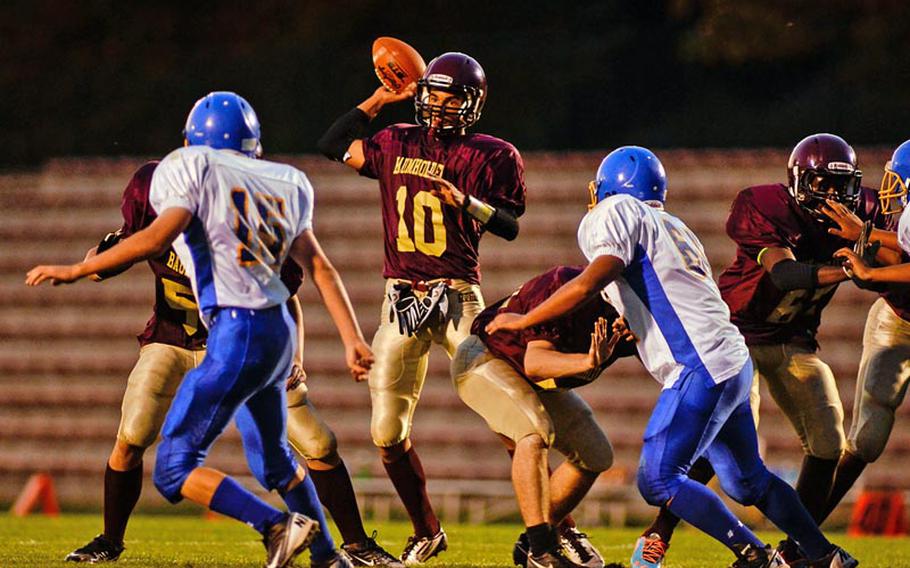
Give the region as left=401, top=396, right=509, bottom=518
left=1, top=515, right=908, bottom=567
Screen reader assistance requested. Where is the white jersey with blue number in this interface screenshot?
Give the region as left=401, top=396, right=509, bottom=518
left=578, top=194, right=749, bottom=389
left=150, top=145, right=313, bottom=317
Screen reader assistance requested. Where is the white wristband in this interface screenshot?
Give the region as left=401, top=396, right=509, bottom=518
left=464, top=196, right=496, bottom=224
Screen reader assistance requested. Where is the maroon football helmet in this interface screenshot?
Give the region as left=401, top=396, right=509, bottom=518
left=787, top=133, right=863, bottom=217
left=415, top=52, right=487, bottom=133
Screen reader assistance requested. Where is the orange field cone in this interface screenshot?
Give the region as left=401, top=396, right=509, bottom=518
left=10, top=473, right=60, bottom=517
left=848, top=490, right=907, bottom=536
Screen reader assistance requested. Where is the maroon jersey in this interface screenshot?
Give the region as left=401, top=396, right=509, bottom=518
left=360, top=124, right=526, bottom=283
left=472, top=266, right=635, bottom=389
left=718, top=184, right=885, bottom=349
left=119, top=162, right=206, bottom=350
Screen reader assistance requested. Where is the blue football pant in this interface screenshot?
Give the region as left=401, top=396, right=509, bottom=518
left=637, top=361, right=832, bottom=558
left=154, top=306, right=299, bottom=502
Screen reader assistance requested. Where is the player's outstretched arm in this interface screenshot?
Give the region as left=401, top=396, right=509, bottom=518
left=524, top=318, right=633, bottom=382
left=289, top=229, right=374, bottom=381
left=758, top=246, right=849, bottom=289
left=26, top=208, right=191, bottom=287
left=487, top=255, right=625, bottom=334
left=317, top=84, right=416, bottom=171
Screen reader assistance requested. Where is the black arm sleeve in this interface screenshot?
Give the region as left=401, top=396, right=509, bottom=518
left=316, top=108, right=370, bottom=162
left=94, top=230, right=131, bottom=281
left=485, top=207, right=519, bottom=241
left=767, top=259, right=819, bottom=290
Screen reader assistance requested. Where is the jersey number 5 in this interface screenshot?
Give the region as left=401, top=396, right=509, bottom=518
left=230, top=188, right=288, bottom=270
left=396, top=186, right=447, bottom=257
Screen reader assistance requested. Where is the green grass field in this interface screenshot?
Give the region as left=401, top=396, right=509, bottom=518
left=1, top=515, right=908, bottom=567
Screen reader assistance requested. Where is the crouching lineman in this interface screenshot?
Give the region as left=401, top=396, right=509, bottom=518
left=487, top=147, right=858, bottom=568
left=452, top=265, right=636, bottom=568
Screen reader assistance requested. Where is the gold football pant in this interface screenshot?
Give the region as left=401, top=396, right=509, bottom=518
left=369, top=278, right=484, bottom=448
left=750, top=343, right=845, bottom=460
left=117, top=344, right=336, bottom=460
left=451, top=335, right=613, bottom=473
left=847, top=298, right=910, bottom=463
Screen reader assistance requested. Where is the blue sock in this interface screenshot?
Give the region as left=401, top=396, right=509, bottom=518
left=210, top=477, right=286, bottom=535
left=755, top=476, right=833, bottom=559
left=282, top=473, right=335, bottom=562
left=667, top=479, right=764, bottom=554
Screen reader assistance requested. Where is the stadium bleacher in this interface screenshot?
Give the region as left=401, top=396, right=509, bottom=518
left=1, top=149, right=904, bottom=525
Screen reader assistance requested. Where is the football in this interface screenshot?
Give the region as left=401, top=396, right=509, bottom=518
left=372, top=36, right=426, bottom=93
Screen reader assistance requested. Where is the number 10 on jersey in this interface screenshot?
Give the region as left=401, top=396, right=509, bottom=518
left=396, top=186, right=447, bottom=257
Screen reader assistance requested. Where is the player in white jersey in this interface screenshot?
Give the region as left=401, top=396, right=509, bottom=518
left=26, top=92, right=372, bottom=568
left=487, top=147, right=857, bottom=568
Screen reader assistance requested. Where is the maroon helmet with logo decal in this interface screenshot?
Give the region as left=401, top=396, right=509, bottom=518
left=787, top=133, right=863, bottom=218
left=414, top=52, right=487, bottom=133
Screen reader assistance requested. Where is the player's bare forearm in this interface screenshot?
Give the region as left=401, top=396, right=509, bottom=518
left=524, top=341, right=595, bottom=381
left=26, top=208, right=190, bottom=286
left=817, top=264, right=850, bottom=286
left=357, top=84, right=415, bottom=119
left=290, top=230, right=365, bottom=345
left=864, top=263, right=910, bottom=283
left=286, top=295, right=305, bottom=367
left=871, top=228, right=902, bottom=253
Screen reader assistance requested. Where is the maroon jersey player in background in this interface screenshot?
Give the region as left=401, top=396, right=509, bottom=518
left=317, top=52, right=529, bottom=564
left=633, top=134, right=895, bottom=566
left=65, top=162, right=399, bottom=566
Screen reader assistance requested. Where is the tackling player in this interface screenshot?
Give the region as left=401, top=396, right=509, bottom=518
left=318, top=52, right=526, bottom=564
left=629, top=133, right=888, bottom=567
left=454, top=265, right=635, bottom=568
left=61, top=128, right=400, bottom=568
left=27, top=91, right=373, bottom=568
left=817, top=140, right=910, bottom=522
left=487, top=146, right=858, bottom=568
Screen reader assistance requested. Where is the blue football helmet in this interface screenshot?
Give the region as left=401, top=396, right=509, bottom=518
left=183, top=91, right=262, bottom=157
left=880, top=140, right=910, bottom=215
left=588, top=146, right=667, bottom=209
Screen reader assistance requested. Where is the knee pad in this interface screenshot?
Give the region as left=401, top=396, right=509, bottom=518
left=153, top=440, right=193, bottom=504
left=292, top=430, right=338, bottom=462
left=717, top=464, right=772, bottom=506
left=637, top=463, right=677, bottom=507
left=370, top=404, right=410, bottom=448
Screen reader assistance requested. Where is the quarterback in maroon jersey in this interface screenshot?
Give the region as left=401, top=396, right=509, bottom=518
left=64, top=162, right=400, bottom=567
left=635, top=134, right=891, bottom=565
left=455, top=266, right=634, bottom=567
left=318, top=52, right=526, bottom=564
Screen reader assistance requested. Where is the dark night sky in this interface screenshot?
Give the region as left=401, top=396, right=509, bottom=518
left=2, top=0, right=907, bottom=165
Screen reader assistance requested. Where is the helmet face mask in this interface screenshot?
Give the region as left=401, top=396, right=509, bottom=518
left=792, top=167, right=862, bottom=214
left=879, top=140, right=910, bottom=216
left=414, top=53, right=486, bottom=134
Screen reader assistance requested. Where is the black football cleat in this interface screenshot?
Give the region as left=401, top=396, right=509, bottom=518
left=513, top=532, right=530, bottom=567
left=729, top=544, right=789, bottom=568
left=527, top=547, right=585, bottom=568
left=65, top=534, right=124, bottom=563
left=342, top=531, right=405, bottom=567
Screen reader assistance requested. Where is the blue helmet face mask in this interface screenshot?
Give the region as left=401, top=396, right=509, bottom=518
left=880, top=140, right=910, bottom=216
left=183, top=91, right=262, bottom=158
left=588, top=146, right=667, bottom=210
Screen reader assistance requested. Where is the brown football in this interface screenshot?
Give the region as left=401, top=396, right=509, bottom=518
left=372, top=37, right=426, bottom=93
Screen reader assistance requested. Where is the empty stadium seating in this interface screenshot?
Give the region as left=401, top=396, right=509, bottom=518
left=1, top=149, right=904, bottom=525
